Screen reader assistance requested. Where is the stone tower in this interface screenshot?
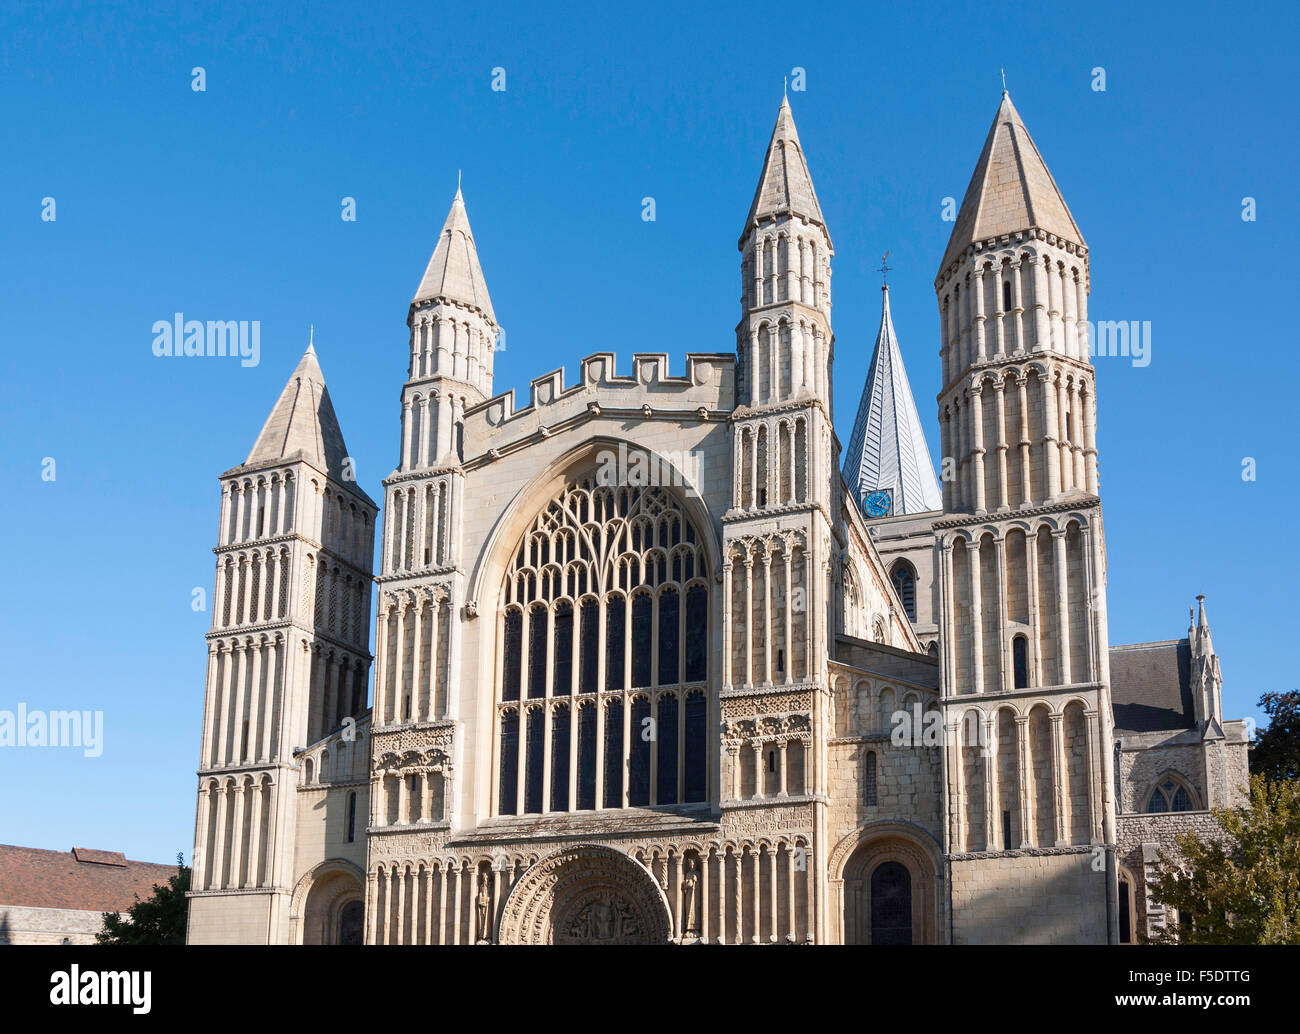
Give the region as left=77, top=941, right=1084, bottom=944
left=933, top=92, right=1118, bottom=943
left=723, top=97, right=837, bottom=938
left=365, top=190, right=499, bottom=937
left=189, top=343, right=377, bottom=943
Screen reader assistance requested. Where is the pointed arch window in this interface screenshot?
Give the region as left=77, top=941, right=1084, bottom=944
left=497, top=479, right=710, bottom=815
left=1146, top=774, right=1197, bottom=813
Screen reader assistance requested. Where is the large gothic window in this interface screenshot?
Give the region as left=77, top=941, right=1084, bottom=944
left=496, top=479, right=711, bottom=815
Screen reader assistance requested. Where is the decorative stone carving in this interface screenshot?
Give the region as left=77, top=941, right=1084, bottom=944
left=496, top=844, right=673, bottom=945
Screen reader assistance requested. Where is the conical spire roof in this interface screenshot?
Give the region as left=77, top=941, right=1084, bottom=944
left=244, top=344, right=371, bottom=501
left=938, top=93, right=1084, bottom=275
left=743, top=97, right=829, bottom=241
left=413, top=188, right=496, bottom=322
left=844, top=286, right=943, bottom=516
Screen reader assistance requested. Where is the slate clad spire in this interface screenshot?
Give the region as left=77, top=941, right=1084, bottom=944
left=843, top=285, right=942, bottom=516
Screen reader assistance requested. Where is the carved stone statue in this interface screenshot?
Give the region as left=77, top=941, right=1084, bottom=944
left=682, top=856, right=699, bottom=936
left=475, top=873, right=491, bottom=942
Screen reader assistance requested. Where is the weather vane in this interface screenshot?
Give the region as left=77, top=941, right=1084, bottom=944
left=1001, top=68, right=1007, bottom=94
left=783, top=75, right=788, bottom=99
left=878, top=251, right=892, bottom=286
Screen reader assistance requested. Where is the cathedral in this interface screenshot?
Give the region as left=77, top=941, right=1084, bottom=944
left=186, top=92, right=1251, bottom=945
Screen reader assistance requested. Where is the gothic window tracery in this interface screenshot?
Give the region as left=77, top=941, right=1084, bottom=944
left=497, top=479, right=710, bottom=815
left=1146, top=773, right=1196, bottom=813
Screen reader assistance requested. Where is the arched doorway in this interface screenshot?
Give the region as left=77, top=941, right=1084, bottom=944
left=292, top=861, right=366, bottom=945
left=833, top=825, right=940, bottom=945
left=496, top=844, right=673, bottom=945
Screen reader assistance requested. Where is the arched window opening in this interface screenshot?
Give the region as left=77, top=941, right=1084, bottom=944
left=1002, top=280, right=1012, bottom=312
left=1012, top=635, right=1029, bottom=689
left=890, top=561, right=917, bottom=622
left=346, top=791, right=356, bottom=843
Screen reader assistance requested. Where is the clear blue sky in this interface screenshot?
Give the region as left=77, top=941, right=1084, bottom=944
left=1, top=1, right=1295, bottom=864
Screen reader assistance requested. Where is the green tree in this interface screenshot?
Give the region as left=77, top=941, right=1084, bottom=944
left=1250, top=690, right=1300, bottom=783
left=96, top=853, right=190, bottom=945
left=1146, top=775, right=1300, bottom=944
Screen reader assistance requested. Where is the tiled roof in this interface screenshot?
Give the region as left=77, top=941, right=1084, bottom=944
left=1110, top=640, right=1196, bottom=735
left=0, top=844, right=177, bottom=913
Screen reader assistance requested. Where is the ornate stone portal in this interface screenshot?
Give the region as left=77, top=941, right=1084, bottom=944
left=496, top=845, right=674, bottom=945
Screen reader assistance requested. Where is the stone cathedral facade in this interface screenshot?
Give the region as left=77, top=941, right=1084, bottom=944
left=187, top=93, right=1251, bottom=945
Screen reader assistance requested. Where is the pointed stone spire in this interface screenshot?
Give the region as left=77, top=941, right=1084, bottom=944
left=1189, top=595, right=1222, bottom=726
left=1194, top=594, right=1215, bottom=655
left=844, top=285, right=943, bottom=516
left=245, top=344, right=368, bottom=499
left=413, top=188, right=496, bottom=322
left=743, top=97, right=828, bottom=239
left=938, top=92, right=1084, bottom=275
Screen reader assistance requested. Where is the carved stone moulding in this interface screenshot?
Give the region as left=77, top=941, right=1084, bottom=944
left=495, top=843, right=673, bottom=945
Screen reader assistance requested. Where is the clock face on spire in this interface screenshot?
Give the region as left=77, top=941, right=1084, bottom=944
left=862, top=489, right=893, bottom=518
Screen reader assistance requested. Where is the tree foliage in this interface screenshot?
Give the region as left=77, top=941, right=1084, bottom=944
left=1146, top=775, right=1300, bottom=944
left=96, top=853, right=190, bottom=945
left=1250, top=690, right=1300, bottom=783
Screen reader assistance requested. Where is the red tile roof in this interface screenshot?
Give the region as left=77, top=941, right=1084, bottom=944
left=0, top=844, right=177, bottom=913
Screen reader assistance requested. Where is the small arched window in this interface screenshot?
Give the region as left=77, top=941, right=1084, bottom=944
left=889, top=562, right=917, bottom=622
left=346, top=791, right=357, bottom=843
left=1003, top=280, right=1013, bottom=312
left=1012, top=635, right=1029, bottom=689
left=1146, top=774, right=1196, bottom=813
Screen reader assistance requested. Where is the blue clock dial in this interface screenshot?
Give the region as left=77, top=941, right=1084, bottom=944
left=863, top=490, right=893, bottom=518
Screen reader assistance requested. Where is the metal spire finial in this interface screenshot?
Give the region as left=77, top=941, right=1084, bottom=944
left=878, top=251, right=892, bottom=288
left=783, top=75, right=788, bottom=100
left=1001, top=68, right=1007, bottom=95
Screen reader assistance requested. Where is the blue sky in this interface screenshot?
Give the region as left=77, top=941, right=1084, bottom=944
left=1, top=1, right=1295, bottom=864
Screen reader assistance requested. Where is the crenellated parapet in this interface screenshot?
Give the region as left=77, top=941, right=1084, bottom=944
left=460, top=352, right=734, bottom=469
